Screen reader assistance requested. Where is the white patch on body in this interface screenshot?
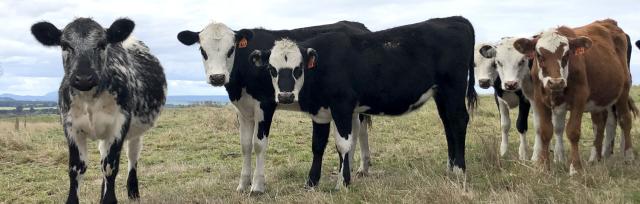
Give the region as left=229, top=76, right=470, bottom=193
left=311, top=107, right=332, bottom=124
left=498, top=92, right=520, bottom=109
left=406, top=86, right=436, bottom=112
left=66, top=91, right=126, bottom=142
left=551, top=104, right=566, bottom=163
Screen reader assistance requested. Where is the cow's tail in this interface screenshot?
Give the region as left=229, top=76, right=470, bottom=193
left=625, top=34, right=638, bottom=119
left=628, top=98, right=639, bottom=118
left=466, top=27, right=478, bottom=116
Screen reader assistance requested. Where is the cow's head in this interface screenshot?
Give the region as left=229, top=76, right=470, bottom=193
left=31, top=18, right=134, bottom=91
left=249, top=39, right=316, bottom=104
left=514, top=29, right=591, bottom=91
left=474, top=43, right=497, bottom=89
left=177, top=22, right=253, bottom=86
left=493, top=37, right=532, bottom=91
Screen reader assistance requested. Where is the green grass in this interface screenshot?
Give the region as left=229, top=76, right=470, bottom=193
left=2, top=88, right=640, bottom=203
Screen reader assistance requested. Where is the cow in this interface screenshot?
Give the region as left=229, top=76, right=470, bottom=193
left=513, top=19, right=633, bottom=175
left=30, top=18, right=166, bottom=203
left=637, top=40, right=640, bottom=49
left=249, top=16, right=477, bottom=189
left=474, top=42, right=533, bottom=160
left=176, top=21, right=372, bottom=193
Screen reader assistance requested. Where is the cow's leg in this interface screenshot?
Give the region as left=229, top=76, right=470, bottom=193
left=531, top=103, right=543, bottom=161
left=64, top=126, right=88, bottom=204
left=535, top=100, right=553, bottom=170
left=516, top=98, right=530, bottom=160
left=250, top=102, right=275, bottom=193
left=306, top=120, right=330, bottom=188
left=588, top=111, right=607, bottom=163
left=551, top=107, right=567, bottom=163
left=566, top=106, right=584, bottom=176
left=348, top=113, right=361, bottom=172
left=330, top=105, right=355, bottom=190
left=602, top=108, right=617, bottom=159
left=126, top=136, right=142, bottom=199
left=356, top=115, right=371, bottom=177
left=497, top=99, right=511, bottom=157
left=236, top=112, right=254, bottom=192
left=615, top=97, right=634, bottom=161
left=98, top=120, right=129, bottom=204
left=434, top=84, right=469, bottom=176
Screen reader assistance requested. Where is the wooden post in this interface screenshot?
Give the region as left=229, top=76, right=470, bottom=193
left=15, top=117, right=19, bottom=131
left=23, top=116, right=27, bottom=129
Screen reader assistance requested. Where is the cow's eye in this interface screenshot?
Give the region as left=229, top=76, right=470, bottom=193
left=293, top=67, right=302, bottom=79
left=226, top=47, right=235, bottom=58
left=95, top=41, right=106, bottom=51
left=491, top=62, right=497, bottom=69
left=199, top=47, right=208, bottom=60
left=561, top=54, right=569, bottom=67
left=268, top=67, right=277, bottom=77
left=518, top=59, right=525, bottom=66
left=61, top=42, right=73, bottom=52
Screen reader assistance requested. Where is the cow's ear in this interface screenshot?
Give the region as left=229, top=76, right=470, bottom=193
left=514, top=38, right=536, bottom=59
left=31, top=21, right=61, bottom=46
left=107, top=18, right=135, bottom=44
left=479, top=45, right=496, bottom=58
left=636, top=40, right=640, bottom=50
left=177, top=30, right=200, bottom=46
left=249, top=50, right=270, bottom=67
left=306, top=48, right=317, bottom=69
left=235, top=29, right=253, bottom=48
left=569, top=36, right=592, bottom=56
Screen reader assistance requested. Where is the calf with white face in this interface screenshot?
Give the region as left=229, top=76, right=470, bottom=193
left=474, top=42, right=532, bottom=160
left=31, top=18, right=166, bottom=203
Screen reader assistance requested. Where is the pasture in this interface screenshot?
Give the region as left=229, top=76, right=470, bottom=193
left=2, top=89, right=640, bottom=203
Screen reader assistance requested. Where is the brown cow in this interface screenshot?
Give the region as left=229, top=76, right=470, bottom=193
left=513, top=19, right=633, bottom=175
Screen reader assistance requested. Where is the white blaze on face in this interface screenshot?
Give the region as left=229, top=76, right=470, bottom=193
left=269, top=39, right=304, bottom=102
left=199, top=22, right=237, bottom=84
left=495, top=37, right=530, bottom=90
left=473, top=43, right=497, bottom=84
left=535, top=29, right=570, bottom=84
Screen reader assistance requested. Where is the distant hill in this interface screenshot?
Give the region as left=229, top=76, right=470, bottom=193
left=0, top=92, right=58, bottom=102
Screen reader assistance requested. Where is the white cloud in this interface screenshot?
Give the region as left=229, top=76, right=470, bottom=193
left=0, top=0, right=639, bottom=96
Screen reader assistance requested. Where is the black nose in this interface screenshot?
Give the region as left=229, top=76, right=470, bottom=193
left=71, top=73, right=97, bottom=91
left=277, top=92, right=295, bottom=104
left=478, top=79, right=491, bottom=89
left=209, top=74, right=226, bottom=86
left=504, top=81, right=519, bottom=91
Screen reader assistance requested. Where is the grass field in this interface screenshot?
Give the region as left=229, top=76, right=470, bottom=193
left=2, top=88, right=640, bottom=203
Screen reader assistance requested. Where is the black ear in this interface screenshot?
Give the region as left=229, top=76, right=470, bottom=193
left=306, top=48, right=318, bottom=69
left=235, top=29, right=254, bottom=48
left=479, top=45, right=496, bottom=58
left=249, top=50, right=270, bottom=67
left=635, top=40, right=639, bottom=50
left=177, top=30, right=200, bottom=46
left=31, top=21, right=61, bottom=46
left=106, top=18, right=135, bottom=43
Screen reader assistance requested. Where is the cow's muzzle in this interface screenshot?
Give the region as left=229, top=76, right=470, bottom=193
left=546, top=78, right=566, bottom=91
left=209, top=74, right=226, bottom=86
left=277, top=92, right=295, bottom=104
left=504, top=81, right=519, bottom=91
left=71, top=72, right=98, bottom=91
left=478, top=79, right=491, bottom=89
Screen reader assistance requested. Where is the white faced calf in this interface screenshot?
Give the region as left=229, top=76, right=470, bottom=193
left=31, top=18, right=166, bottom=203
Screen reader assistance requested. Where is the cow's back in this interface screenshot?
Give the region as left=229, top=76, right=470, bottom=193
left=123, top=38, right=167, bottom=123
left=571, top=20, right=629, bottom=105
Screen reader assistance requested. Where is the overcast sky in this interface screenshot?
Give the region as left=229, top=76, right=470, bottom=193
left=0, top=0, right=638, bottom=96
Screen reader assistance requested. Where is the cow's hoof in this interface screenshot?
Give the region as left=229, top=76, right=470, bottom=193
left=236, top=183, right=250, bottom=192
left=355, top=168, right=369, bottom=177
left=569, top=164, right=579, bottom=176
left=500, top=142, right=508, bottom=157
left=624, top=149, right=635, bottom=163
left=250, top=184, right=265, bottom=194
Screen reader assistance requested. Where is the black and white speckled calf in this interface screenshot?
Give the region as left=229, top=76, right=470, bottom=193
left=31, top=18, right=166, bottom=204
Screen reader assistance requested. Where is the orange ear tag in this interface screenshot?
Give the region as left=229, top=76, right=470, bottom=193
left=307, top=56, right=316, bottom=69
left=575, top=47, right=585, bottom=55
left=238, top=38, right=248, bottom=48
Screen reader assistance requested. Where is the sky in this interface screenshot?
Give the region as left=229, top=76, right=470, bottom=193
left=0, top=0, right=638, bottom=96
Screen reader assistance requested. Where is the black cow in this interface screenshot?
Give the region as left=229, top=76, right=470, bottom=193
left=31, top=18, right=166, bottom=203
left=250, top=16, right=477, bottom=188
left=636, top=40, right=639, bottom=50
left=177, top=21, right=371, bottom=193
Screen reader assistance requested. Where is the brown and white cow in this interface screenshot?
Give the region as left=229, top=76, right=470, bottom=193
left=513, top=19, right=633, bottom=175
